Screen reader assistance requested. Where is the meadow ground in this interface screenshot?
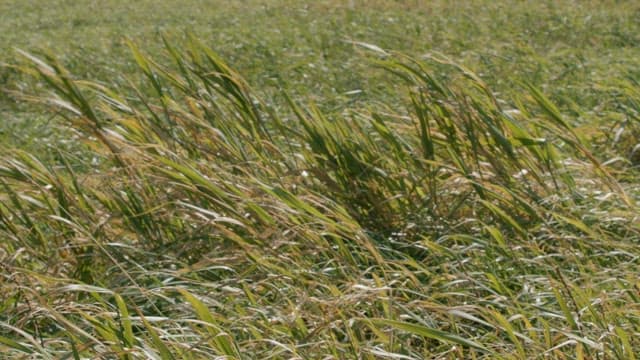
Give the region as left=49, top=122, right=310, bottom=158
left=1, top=0, right=640, bottom=358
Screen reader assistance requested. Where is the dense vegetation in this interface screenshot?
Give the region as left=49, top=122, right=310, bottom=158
left=1, top=1, right=640, bottom=358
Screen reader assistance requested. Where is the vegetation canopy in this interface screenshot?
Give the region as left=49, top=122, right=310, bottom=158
left=1, top=1, right=639, bottom=358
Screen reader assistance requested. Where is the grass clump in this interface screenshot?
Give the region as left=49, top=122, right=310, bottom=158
left=0, top=35, right=639, bottom=358
left=1, top=1, right=640, bottom=358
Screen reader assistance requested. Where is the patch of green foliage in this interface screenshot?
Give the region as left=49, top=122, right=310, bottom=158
left=1, top=0, right=640, bottom=358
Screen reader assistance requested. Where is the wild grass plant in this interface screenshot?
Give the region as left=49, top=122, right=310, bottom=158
left=1, top=1, right=640, bottom=359
left=0, top=36, right=638, bottom=358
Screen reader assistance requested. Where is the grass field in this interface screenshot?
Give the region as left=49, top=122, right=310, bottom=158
left=2, top=0, right=640, bottom=358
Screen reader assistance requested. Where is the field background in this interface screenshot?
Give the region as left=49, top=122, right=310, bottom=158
left=1, top=0, right=640, bottom=358
left=3, top=0, right=639, bottom=151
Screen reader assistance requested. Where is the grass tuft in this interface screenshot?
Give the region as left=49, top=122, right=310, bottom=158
left=2, top=1, right=640, bottom=358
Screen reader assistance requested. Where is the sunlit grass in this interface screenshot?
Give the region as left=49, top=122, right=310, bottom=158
left=1, top=1, right=640, bottom=358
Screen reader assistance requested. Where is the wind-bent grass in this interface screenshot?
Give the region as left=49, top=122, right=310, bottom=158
left=1, top=34, right=639, bottom=358
left=3, top=1, right=640, bottom=159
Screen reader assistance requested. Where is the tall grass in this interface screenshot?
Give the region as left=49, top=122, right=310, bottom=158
left=1, top=37, right=639, bottom=358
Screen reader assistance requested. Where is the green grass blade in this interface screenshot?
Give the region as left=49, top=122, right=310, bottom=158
left=366, top=318, right=491, bottom=353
